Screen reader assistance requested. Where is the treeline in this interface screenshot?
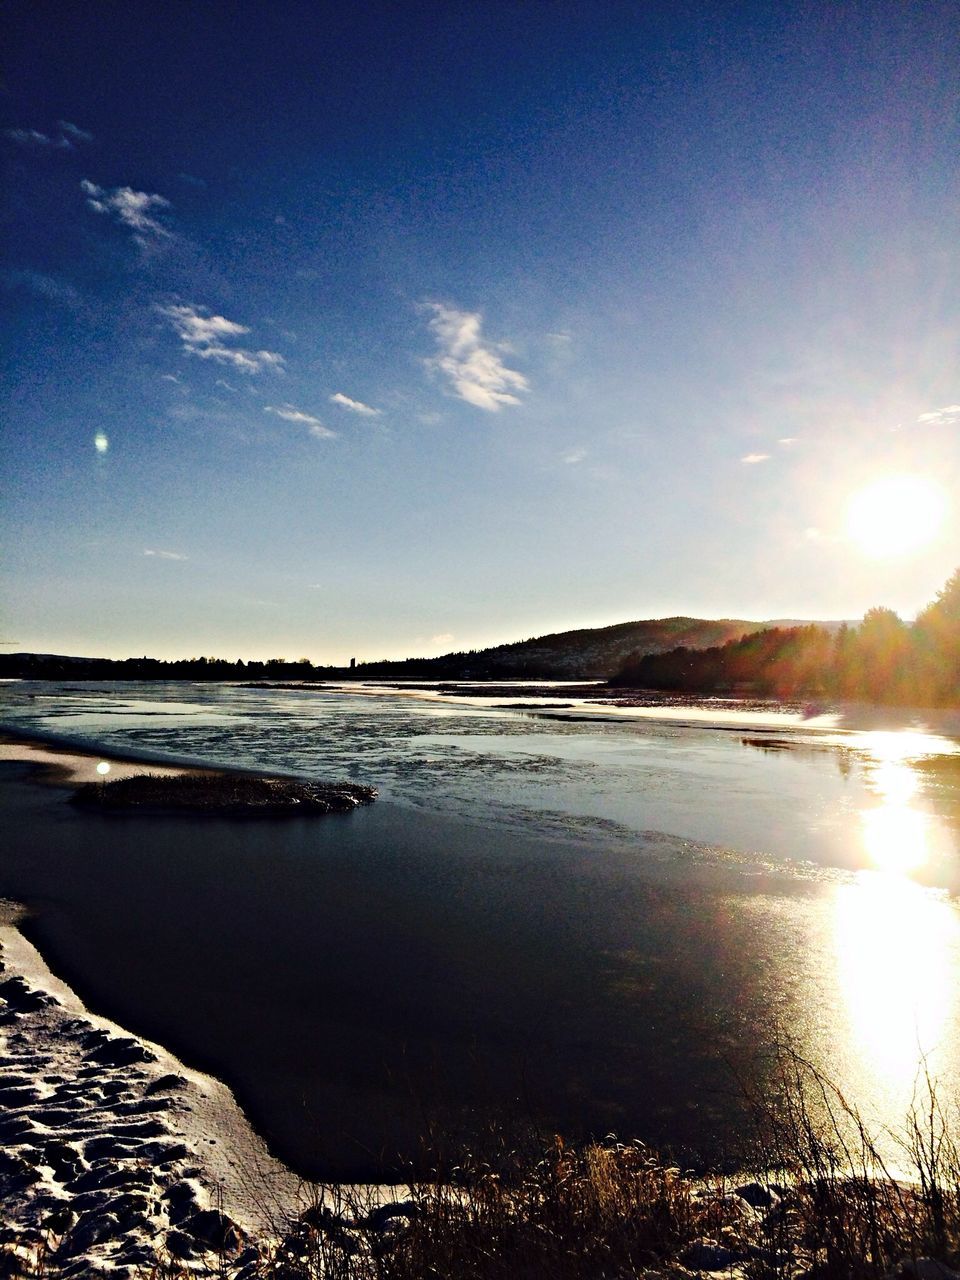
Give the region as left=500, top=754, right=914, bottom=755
left=0, top=654, right=338, bottom=681
left=0, top=650, right=495, bottom=683
left=611, top=569, right=960, bottom=706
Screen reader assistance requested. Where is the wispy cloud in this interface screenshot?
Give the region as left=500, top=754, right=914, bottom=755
left=5, top=121, right=91, bottom=150
left=4, top=269, right=81, bottom=308
left=58, top=120, right=93, bottom=143
left=778, top=437, right=798, bottom=447
left=82, top=180, right=172, bottom=251
left=741, top=453, right=771, bottom=464
left=144, top=548, right=188, bottom=561
left=5, top=127, right=71, bottom=149
left=158, top=303, right=285, bottom=374
left=917, top=404, right=960, bottom=427
left=264, top=404, right=336, bottom=439
left=423, top=302, right=528, bottom=412
left=330, top=392, right=381, bottom=416
left=562, top=448, right=587, bottom=465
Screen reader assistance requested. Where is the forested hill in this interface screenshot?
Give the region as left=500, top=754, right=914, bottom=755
left=611, top=570, right=960, bottom=707
left=1, top=617, right=796, bottom=682
left=354, top=617, right=780, bottom=680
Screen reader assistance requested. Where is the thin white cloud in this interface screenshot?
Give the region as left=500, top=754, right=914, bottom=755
left=264, top=404, right=336, bottom=439
left=562, top=448, right=587, bottom=465
left=144, top=548, right=188, bottom=561
left=422, top=302, right=528, bottom=412
left=430, top=633, right=455, bottom=648
left=158, top=303, right=285, bottom=374
left=917, top=404, right=960, bottom=427
left=741, top=453, right=771, bottom=464
left=330, top=392, right=381, bottom=416
left=58, top=120, right=93, bottom=143
left=5, top=269, right=81, bottom=308
left=5, top=128, right=70, bottom=149
left=82, top=179, right=172, bottom=251
left=778, top=437, right=798, bottom=447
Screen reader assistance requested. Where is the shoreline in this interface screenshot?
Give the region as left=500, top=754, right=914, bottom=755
left=0, top=734, right=398, bottom=1273
left=0, top=734, right=303, bottom=1271
left=0, top=897, right=305, bottom=1272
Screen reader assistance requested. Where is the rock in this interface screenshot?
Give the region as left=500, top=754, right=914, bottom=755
left=734, top=1180, right=779, bottom=1209
left=165, top=1228, right=198, bottom=1259
left=682, top=1240, right=749, bottom=1271
left=185, top=1207, right=242, bottom=1252
left=0, top=976, right=57, bottom=1013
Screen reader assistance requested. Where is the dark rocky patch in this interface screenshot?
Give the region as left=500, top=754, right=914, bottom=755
left=0, top=976, right=58, bottom=1014
left=71, top=771, right=376, bottom=816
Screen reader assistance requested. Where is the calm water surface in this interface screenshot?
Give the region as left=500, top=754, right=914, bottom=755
left=2, top=680, right=960, bottom=1177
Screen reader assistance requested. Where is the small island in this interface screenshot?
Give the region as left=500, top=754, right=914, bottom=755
left=70, top=771, right=376, bottom=816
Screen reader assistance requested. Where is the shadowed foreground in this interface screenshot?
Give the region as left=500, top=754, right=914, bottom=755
left=9, top=1052, right=960, bottom=1278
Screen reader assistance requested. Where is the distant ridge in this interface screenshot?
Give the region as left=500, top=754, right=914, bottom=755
left=352, top=616, right=847, bottom=680
left=0, top=618, right=848, bottom=682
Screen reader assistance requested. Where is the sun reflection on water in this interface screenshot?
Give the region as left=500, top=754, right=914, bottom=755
left=826, top=729, right=960, bottom=1133
left=858, top=730, right=954, bottom=876
left=834, top=872, right=959, bottom=1111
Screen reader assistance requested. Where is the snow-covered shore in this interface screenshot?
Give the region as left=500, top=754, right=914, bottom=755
left=0, top=737, right=319, bottom=1274
left=0, top=734, right=414, bottom=1274
left=0, top=896, right=308, bottom=1275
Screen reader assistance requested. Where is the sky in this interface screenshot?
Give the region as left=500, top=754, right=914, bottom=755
left=2, top=1, right=958, bottom=662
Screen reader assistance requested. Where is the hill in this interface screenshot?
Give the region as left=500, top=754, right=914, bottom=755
left=0, top=618, right=845, bottom=683
left=351, top=617, right=814, bottom=680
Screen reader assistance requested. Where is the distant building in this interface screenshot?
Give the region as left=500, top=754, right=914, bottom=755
left=350, top=657, right=356, bottom=669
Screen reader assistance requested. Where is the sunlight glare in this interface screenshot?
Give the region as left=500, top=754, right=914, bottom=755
left=846, top=476, right=946, bottom=558
left=856, top=730, right=956, bottom=876
left=834, top=873, right=959, bottom=1108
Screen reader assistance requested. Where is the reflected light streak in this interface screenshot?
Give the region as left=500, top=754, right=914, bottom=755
left=832, top=726, right=960, bottom=1129
left=857, top=729, right=953, bottom=876
left=834, top=873, right=960, bottom=1109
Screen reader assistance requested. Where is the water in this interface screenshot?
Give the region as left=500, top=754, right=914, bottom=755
left=2, top=679, right=960, bottom=1178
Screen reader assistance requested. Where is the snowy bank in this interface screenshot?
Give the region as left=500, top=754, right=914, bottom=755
left=0, top=901, right=305, bottom=1275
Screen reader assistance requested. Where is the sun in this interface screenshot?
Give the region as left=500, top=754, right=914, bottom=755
left=845, top=476, right=947, bottom=558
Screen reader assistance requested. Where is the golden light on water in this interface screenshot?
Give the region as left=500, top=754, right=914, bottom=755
left=857, top=730, right=954, bottom=875
left=828, top=729, right=960, bottom=1125
left=845, top=475, right=946, bottom=558
left=833, top=873, right=959, bottom=1106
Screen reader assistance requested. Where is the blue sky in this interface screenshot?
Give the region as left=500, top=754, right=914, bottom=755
left=2, top=1, right=958, bottom=661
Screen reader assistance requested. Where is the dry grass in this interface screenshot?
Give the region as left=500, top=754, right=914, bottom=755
left=259, top=1050, right=960, bottom=1280
left=6, top=1050, right=960, bottom=1278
